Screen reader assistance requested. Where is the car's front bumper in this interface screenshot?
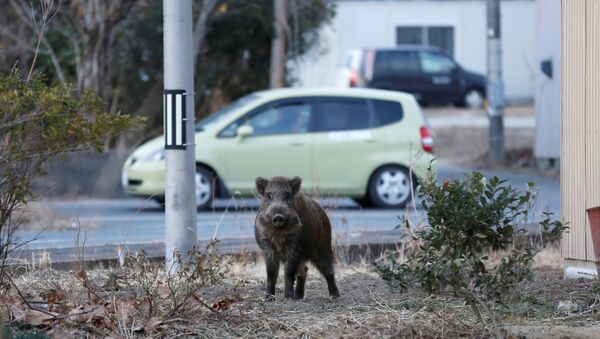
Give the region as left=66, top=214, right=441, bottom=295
left=122, top=158, right=165, bottom=198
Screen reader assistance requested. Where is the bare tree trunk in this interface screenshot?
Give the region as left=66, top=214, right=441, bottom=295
left=64, top=0, right=138, bottom=103
left=270, top=0, right=287, bottom=88
left=193, top=0, right=218, bottom=68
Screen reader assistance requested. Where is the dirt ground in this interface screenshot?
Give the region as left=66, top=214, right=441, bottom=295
left=433, top=127, right=536, bottom=170
left=423, top=105, right=558, bottom=179
left=2, top=247, right=600, bottom=338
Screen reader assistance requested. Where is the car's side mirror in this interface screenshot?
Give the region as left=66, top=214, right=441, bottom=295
left=236, top=125, right=254, bottom=140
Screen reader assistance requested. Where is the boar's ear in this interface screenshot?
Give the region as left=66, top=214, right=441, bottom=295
left=290, top=176, right=302, bottom=195
left=255, top=177, right=269, bottom=196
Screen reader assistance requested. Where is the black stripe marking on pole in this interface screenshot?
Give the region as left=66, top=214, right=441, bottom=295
left=164, top=89, right=186, bottom=150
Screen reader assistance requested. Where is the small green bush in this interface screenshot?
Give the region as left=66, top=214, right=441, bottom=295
left=377, top=170, right=567, bottom=332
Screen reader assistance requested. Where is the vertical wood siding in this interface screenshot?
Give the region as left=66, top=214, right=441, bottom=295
left=561, top=0, right=587, bottom=260
left=561, top=0, right=600, bottom=261
left=585, top=0, right=600, bottom=261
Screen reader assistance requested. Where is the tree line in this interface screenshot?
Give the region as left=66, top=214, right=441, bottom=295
left=0, top=0, right=335, bottom=140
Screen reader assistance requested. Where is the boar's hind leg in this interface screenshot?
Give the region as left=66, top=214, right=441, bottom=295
left=312, top=255, right=340, bottom=298
left=294, top=262, right=308, bottom=299
left=265, top=253, right=280, bottom=299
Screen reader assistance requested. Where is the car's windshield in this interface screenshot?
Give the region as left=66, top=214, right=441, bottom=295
left=195, top=93, right=260, bottom=131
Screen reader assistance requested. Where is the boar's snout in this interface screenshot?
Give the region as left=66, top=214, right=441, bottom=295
left=271, top=214, right=286, bottom=227
left=263, top=203, right=298, bottom=228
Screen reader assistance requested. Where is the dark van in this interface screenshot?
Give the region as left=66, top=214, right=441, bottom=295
left=343, top=46, right=486, bottom=108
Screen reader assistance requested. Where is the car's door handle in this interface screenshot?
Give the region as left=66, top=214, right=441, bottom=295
left=290, top=142, right=304, bottom=147
left=364, top=139, right=379, bottom=144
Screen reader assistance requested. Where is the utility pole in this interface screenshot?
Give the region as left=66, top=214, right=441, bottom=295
left=163, top=0, right=197, bottom=271
left=270, top=0, right=287, bottom=88
left=486, top=0, right=505, bottom=165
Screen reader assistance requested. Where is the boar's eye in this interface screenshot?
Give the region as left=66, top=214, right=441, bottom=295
left=267, top=193, right=272, bottom=200
left=283, top=193, right=289, bottom=200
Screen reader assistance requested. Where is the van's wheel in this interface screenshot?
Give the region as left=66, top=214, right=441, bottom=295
left=462, top=88, right=484, bottom=108
left=195, top=166, right=214, bottom=210
left=367, top=166, right=413, bottom=209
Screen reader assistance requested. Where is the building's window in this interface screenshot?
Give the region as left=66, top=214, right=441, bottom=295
left=396, top=26, right=455, bottom=57
left=395, top=26, right=422, bottom=45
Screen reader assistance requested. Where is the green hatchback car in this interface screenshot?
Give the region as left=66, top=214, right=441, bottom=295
left=122, top=88, right=435, bottom=209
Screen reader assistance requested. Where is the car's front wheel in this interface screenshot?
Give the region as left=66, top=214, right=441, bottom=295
left=367, top=166, right=413, bottom=209
left=195, top=166, right=214, bottom=210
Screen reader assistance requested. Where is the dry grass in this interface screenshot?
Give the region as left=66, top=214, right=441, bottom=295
left=3, top=246, right=600, bottom=338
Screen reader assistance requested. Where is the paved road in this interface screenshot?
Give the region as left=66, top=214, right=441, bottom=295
left=17, top=164, right=559, bottom=254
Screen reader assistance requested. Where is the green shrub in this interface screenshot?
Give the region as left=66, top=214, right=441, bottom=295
left=377, top=170, right=567, bottom=332
left=0, top=71, right=144, bottom=284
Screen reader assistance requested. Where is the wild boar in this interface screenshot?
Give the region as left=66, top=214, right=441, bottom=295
left=254, top=176, right=340, bottom=300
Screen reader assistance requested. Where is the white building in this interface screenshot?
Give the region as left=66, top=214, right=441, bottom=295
left=295, top=0, right=536, bottom=103
left=534, top=0, right=560, bottom=163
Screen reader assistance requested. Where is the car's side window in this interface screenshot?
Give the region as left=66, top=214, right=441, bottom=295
left=311, top=98, right=371, bottom=132
left=371, top=99, right=404, bottom=127
left=419, top=51, right=456, bottom=74
left=247, top=102, right=311, bottom=136
left=373, top=51, right=420, bottom=77
left=219, top=101, right=311, bottom=137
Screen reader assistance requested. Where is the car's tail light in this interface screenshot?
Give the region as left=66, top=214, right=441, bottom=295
left=420, top=126, right=434, bottom=153
left=349, top=69, right=359, bottom=87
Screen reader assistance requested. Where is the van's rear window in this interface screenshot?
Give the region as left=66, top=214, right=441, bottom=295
left=372, top=99, right=403, bottom=127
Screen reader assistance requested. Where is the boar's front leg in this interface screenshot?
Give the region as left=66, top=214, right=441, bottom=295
left=284, top=259, right=300, bottom=299
left=294, top=262, right=308, bottom=300
left=265, top=252, right=280, bottom=300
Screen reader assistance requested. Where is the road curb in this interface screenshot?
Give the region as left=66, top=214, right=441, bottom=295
left=15, top=230, right=406, bottom=270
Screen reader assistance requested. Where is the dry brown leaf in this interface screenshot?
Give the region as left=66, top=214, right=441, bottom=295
left=90, top=293, right=102, bottom=305
left=74, top=270, right=87, bottom=280
left=57, top=302, right=77, bottom=315
left=212, top=295, right=240, bottom=311
left=114, top=298, right=135, bottom=316
left=156, top=283, right=171, bottom=299
left=68, top=305, right=86, bottom=323
left=40, top=285, right=67, bottom=312
left=144, top=316, right=162, bottom=334
left=23, top=309, right=58, bottom=326
left=8, top=304, right=25, bottom=321
left=85, top=304, right=109, bottom=323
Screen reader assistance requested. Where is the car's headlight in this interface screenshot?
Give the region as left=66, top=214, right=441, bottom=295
left=143, top=149, right=165, bottom=161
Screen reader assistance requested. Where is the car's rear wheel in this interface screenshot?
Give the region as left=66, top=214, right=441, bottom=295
left=352, top=197, right=373, bottom=209
left=195, top=166, right=214, bottom=210
left=367, top=166, right=413, bottom=209
left=462, top=88, right=484, bottom=108
left=153, top=196, right=165, bottom=206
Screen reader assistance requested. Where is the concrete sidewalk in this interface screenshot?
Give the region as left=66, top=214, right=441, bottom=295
left=427, top=114, right=535, bottom=129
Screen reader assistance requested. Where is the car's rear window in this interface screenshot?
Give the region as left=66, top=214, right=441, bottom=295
left=371, top=99, right=404, bottom=127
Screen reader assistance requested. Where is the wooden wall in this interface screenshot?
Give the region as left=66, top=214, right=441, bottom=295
left=561, top=0, right=600, bottom=261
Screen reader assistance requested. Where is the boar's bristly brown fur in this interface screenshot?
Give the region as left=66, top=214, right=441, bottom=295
left=254, top=176, right=340, bottom=300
